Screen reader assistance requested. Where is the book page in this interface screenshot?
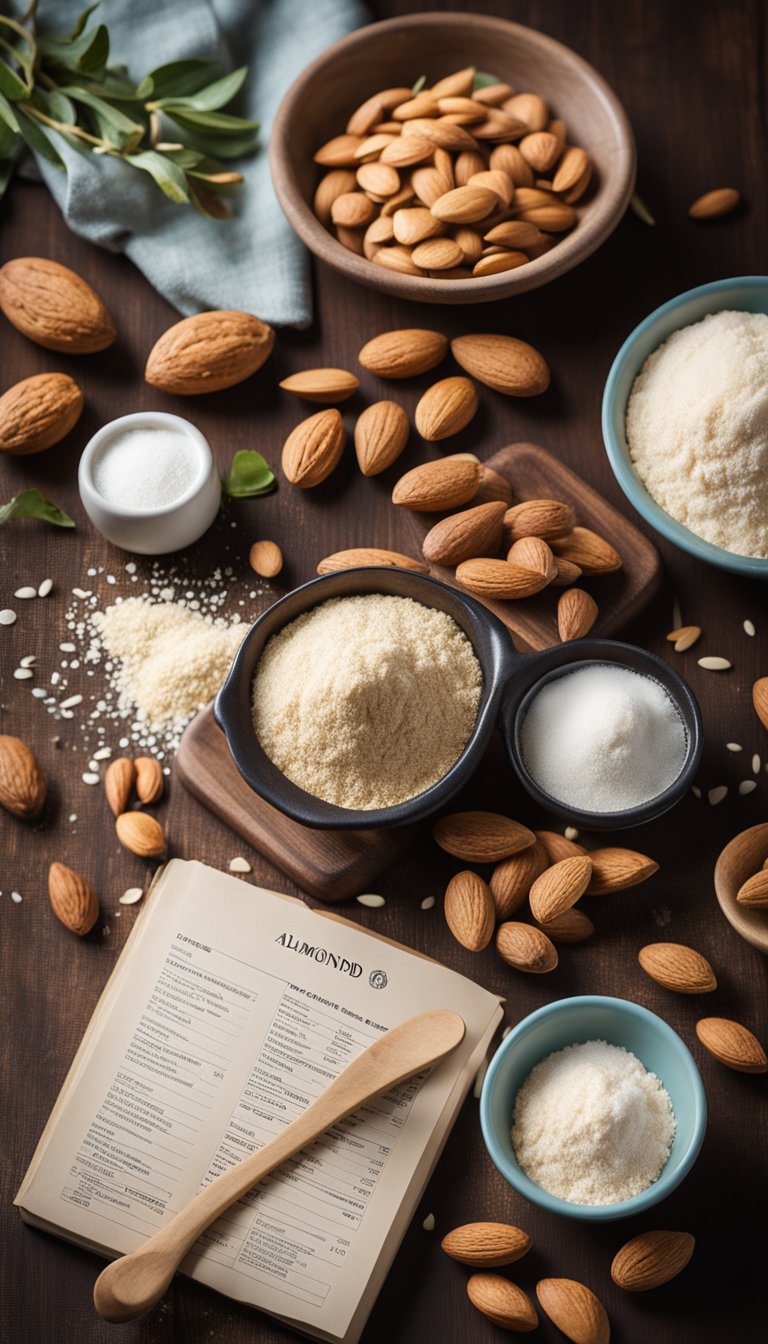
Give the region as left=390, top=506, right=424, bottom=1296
left=17, top=860, right=501, bottom=1344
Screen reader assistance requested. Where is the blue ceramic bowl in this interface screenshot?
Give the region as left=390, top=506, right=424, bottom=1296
left=602, top=276, right=768, bottom=579
left=480, top=995, right=707, bottom=1222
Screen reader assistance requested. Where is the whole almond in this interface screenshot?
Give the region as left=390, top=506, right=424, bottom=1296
left=505, top=499, right=575, bottom=541
left=473, top=251, right=530, bottom=278
left=104, top=758, right=135, bottom=817
left=752, top=677, right=768, bottom=730
left=373, top=246, right=422, bottom=276
left=0, top=257, right=116, bottom=352
left=359, top=328, right=448, bottom=378
left=474, top=83, right=515, bottom=107
left=48, top=861, right=99, bottom=936
left=695, top=1017, right=767, bottom=1073
left=356, top=161, right=400, bottom=196
left=611, top=1230, right=695, bottom=1292
left=638, top=943, right=717, bottom=994
left=496, top=921, right=558, bottom=973
left=587, top=847, right=659, bottom=894
left=392, top=207, right=444, bottom=245
left=135, top=756, right=164, bottom=805
left=533, top=907, right=594, bottom=943
left=392, top=457, right=481, bottom=511
left=736, top=868, right=768, bottom=907
left=381, top=137, right=435, bottom=169
left=433, top=811, right=535, bottom=863
left=411, top=238, right=464, bottom=270
left=529, top=856, right=592, bottom=924
left=316, top=548, right=427, bottom=575
left=331, top=191, right=376, bottom=229
left=313, top=169, right=357, bottom=222
left=422, top=501, right=507, bottom=565
left=282, top=409, right=345, bottom=488
left=508, top=536, right=557, bottom=581
left=484, top=220, right=542, bottom=248
left=536, top=830, right=588, bottom=863
left=491, top=142, right=534, bottom=185
left=558, top=588, right=598, bottom=641
left=410, top=166, right=449, bottom=208
left=473, top=465, right=513, bottom=506
left=145, top=311, right=274, bottom=394
left=505, top=92, right=549, bottom=131
left=415, top=376, right=479, bottom=441
left=431, top=185, right=499, bottom=223
left=467, top=168, right=514, bottom=206
left=536, top=1277, right=609, bottom=1344
left=515, top=203, right=576, bottom=231
left=279, top=368, right=359, bottom=404
left=314, top=134, right=364, bottom=167
left=430, top=67, right=477, bottom=99
left=490, top=839, right=549, bottom=919
left=551, top=527, right=622, bottom=574
left=346, top=88, right=411, bottom=135
left=353, top=401, right=409, bottom=476
left=455, top=557, right=549, bottom=600
left=249, top=540, right=284, bottom=578
left=551, top=558, right=583, bottom=586
left=444, top=870, right=496, bottom=951
left=467, top=1274, right=538, bottom=1332
left=0, top=735, right=46, bottom=820
left=688, top=188, right=739, bottom=219
left=116, top=811, right=166, bottom=858
left=442, top=1222, right=531, bottom=1268
left=553, top=146, right=591, bottom=194
left=451, top=333, right=554, bottom=395
left=0, top=373, right=83, bottom=455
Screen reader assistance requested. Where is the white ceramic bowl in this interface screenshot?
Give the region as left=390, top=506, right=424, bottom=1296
left=78, top=412, right=220, bottom=555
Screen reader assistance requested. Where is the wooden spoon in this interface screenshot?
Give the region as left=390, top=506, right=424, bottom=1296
left=93, top=1008, right=465, bottom=1322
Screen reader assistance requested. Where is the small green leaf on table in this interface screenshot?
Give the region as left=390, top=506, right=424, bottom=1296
left=221, top=452, right=276, bottom=499
left=0, top=489, right=75, bottom=528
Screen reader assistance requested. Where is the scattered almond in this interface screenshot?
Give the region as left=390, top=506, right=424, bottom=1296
left=0, top=373, right=84, bottom=455
left=433, top=811, right=535, bottom=863
left=444, top=870, right=496, bottom=951
left=279, top=368, right=359, bottom=403
left=392, top=456, right=481, bottom=511
left=611, top=1229, right=695, bottom=1292
left=135, top=756, right=164, bottom=805
left=557, top=588, right=598, bottom=641
left=666, top=625, right=701, bottom=652
left=695, top=1016, right=767, bottom=1073
left=450, top=333, right=550, bottom=397
left=496, top=921, right=558, bottom=973
left=354, top=400, right=409, bottom=475
left=535, top=830, right=588, bottom=863
left=490, top=839, right=549, bottom=919
left=48, top=861, right=99, bottom=936
left=358, top=328, right=447, bottom=378
left=752, top=677, right=768, bottom=730
left=467, top=1274, right=538, bottom=1331
left=282, top=409, right=345, bottom=488
left=536, top=1277, right=610, bottom=1344
left=504, top=498, right=575, bottom=541
left=249, top=540, right=284, bottom=578
left=638, top=943, right=717, bottom=994
left=528, top=855, right=592, bottom=924
left=0, top=256, right=116, bottom=352
left=441, top=1221, right=531, bottom=1268
left=145, top=310, right=274, bottom=394
left=736, top=868, right=768, bottom=907
left=104, top=757, right=135, bottom=817
left=316, top=547, right=427, bottom=575
left=697, top=656, right=731, bottom=671
left=551, top=527, right=622, bottom=574
left=116, top=811, right=166, bottom=859
left=415, top=376, right=479, bottom=441
left=587, top=847, right=659, bottom=894
left=533, top=906, right=594, bottom=943
left=689, top=188, right=739, bottom=219
left=507, top=536, right=557, bottom=581
left=0, top=734, right=46, bottom=820
left=422, top=501, right=507, bottom=566
left=455, top=557, right=549, bottom=600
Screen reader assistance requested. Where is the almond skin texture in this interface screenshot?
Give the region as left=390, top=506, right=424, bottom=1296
left=444, top=870, right=496, bottom=951
left=536, top=1278, right=610, bottom=1344
left=752, top=677, right=768, bottom=730
left=354, top=401, right=409, bottom=476
left=490, top=840, right=549, bottom=919
left=415, top=376, right=479, bottom=441
left=558, top=588, right=598, bottom=641
left=0, top=257, right=116, bottom=352
left=496, top=921, right=558, bottom=973
left=455, top=557, right=549, bottom=600
left=611, top=1230, right=695, bottom=1292
left=48, top=862, right=99, bottom=936
left=316, top=547, right=427, bottom=575
left=551, top=527, right=622, bottom=575
left=249, top=540, right=284, bottom=578
left=433, top=811, right=535, bottom=863
left=535, top=830, right=588, bottom=863
left=104, top=758, right=135, bottom=818
left=358, top=328, right=448, bottom=379
left=145, top=310, right=274, bottom=394
left=282, top=409, right=345, bottom=487
left=736, top=868, right=768, bottom=907
left=507, top=534, right=558, bottom=581
left=279, top=368, right=359, bottom=404
left=451, top=334, right=550, bottom=397
left=135, top=756, right=164, bottom=805
left=638, top=943, right=717, bottom=994
left=116, top=812, right=166, bottom=858
left=431, top=185, right=499, bottom=223
left=689, top=187, right=739, bottom=219
left=0, top=735, right=46, bottom=820
left=695, top=1017, right=767, bottom=1073
left=442, top=1222, right=531, bottom=1268
left=473, top=465, right=514, bottom=506
left=467, top=1274, right=538, bottom=1331
left=529, top=855, right=592, bottom=924
left=587, top=848, right=659, bottom=894
left=392, top=457, right=481, bottom=511
left=505, top=498, right=575, bottom=541
left=533, top=906, right=594, bottom=943
left=0, top=373, right=83, bottom=455
left=423, top=501, right=507, bottom=565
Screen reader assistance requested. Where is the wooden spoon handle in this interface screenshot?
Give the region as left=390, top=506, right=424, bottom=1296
left=93, top=1008, right=465, bottom=1323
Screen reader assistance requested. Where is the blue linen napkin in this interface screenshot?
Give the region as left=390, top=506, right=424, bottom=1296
left=24, top=0, right=368, bottom=326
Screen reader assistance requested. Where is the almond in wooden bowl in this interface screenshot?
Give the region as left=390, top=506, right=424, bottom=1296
left=714, top=821, right=768, bottom=955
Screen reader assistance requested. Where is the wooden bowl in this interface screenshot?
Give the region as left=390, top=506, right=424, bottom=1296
left=270, top=13, right=636, bottom=304
left=714, top=822, right=768, bottom=954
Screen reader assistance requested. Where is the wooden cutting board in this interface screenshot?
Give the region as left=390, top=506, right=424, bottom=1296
left=177, top=440, right=661, bottom=900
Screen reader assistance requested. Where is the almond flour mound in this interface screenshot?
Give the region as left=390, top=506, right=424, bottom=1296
left=626, top=309, right=768, bottom=559
left=251, top=594, right=483, bottom=810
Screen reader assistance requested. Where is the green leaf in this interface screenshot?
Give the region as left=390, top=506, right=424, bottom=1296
left=124, top=149, right=190, bottom=203
left=64, top=4, right=102, bottom=42
left=473, top=70, right=500, bottom=88
left=40, top=23, right=109, bottom=77
left=61, top=87, right=144, bottom=145
left=156, top=66, right=248, bottom=112
left=410, top=74, right=426, bottom=95
left=221, top=451, right=276, bottom=499
left=136, top=58, right=222, bottom=101
left=42, top=89, right=77, bottom=124
left=0, top=56, right=29, bottom=101
left=170, top=125, right=259, bottom=160
left=15, top=109, right=65, bottom=167
left=164, top=106, right=259, bottom=135
left=0, top=138, right=20, bottom=199
left=0, top=89, right=19, bottom=131
left=0, top=489, right=75, bottom=528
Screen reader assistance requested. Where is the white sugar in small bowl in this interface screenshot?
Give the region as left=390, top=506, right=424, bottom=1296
left=79, top=412, right=220, bottom=555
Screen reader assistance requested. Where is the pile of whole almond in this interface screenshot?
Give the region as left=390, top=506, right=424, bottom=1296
left=312, top=66, right=593, bottom=279
left=104, top=756, right=166, bottom=860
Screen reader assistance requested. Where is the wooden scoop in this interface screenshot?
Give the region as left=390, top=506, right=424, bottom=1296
left=93, top=1008, right=465, bottom=1322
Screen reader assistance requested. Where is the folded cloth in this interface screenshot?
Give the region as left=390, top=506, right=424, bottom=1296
left=23, top=0, right=368, bottom=326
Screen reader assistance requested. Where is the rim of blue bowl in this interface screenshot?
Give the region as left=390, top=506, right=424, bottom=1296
left=479, top=995, right=707, bottom=1222
left=602, top=275, right=768, bottom=579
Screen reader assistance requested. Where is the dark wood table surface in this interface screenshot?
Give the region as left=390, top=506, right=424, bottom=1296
left=2, top=2, right=766, bottom=1341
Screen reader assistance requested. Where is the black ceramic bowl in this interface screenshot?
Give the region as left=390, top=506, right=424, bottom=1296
left=215, top=569, right=702, bottom=831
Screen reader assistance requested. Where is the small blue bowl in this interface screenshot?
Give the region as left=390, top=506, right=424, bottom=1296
left=480, top=995, right=707, bottom=1222
left=602, top=275, right=768, bottom=579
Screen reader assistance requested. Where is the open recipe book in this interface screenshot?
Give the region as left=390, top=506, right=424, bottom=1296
left=16, top=860, right=503, bottom=1344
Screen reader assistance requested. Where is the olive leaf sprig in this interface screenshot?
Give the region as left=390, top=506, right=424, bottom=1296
left=0, top=1, right=259, bottom=217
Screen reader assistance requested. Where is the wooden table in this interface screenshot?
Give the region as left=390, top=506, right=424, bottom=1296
left=2, top=2, right=766, bottom=1340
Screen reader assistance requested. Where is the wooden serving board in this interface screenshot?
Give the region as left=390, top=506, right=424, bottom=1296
left=404, top=441, right=661, bottom=651
left=177, top=442, right=660, bottom=901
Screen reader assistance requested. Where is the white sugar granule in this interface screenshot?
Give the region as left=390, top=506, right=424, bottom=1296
left=92, top=427, right=198, bottom=510
left=93, top=597, right=246, bottom=730
left=511, top=1039, right=676, bottom=1205
left=252, top=594, right=483, bottom=810
left=520, top=663, right=687, bottom=812
left=626, top=310, right=768, bottom=558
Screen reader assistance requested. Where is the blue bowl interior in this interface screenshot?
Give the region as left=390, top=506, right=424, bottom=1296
left=480, top=996, right=706, bottom=1221
left=602, top=276, right=768, bottom=579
